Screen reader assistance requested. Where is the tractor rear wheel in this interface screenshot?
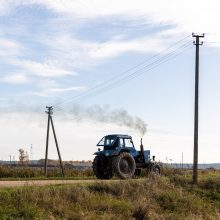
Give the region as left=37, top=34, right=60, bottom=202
left=93, top=156, right=112, bottom=179
left=112, top=152, right=136, bottom=179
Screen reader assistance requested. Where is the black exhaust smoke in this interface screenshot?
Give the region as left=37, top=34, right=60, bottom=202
left=67, top=104, right=147, bottom=136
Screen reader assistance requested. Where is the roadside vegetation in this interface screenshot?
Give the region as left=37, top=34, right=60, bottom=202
left=0, top=165, right=94, bottom=179
left=0, top=168, right=220, bottom=219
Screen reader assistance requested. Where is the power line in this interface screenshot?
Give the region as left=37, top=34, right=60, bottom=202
left=55, top=36, right=191, bottom=110
left=205, top=33, right=220, bottom=35
left=55, top=42, right=192, bottom=112
left=55, top=41, right=192, bottom=112
left=103, top=45, right=193, bottom=93
left=54, top=36, right=191, bottom=111
left=204, top=41, right=220, bottom=44
left=56, top=43, right=193, bottom=112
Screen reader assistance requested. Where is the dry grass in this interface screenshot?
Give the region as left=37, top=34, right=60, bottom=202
left=0, top=170, right=220, bottom=219
left=0, top=165, right=94, bottom=179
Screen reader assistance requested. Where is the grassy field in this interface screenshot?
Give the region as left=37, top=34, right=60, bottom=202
left=0, top=169, right=220, bottom=219
left=0, top=166, right=94, bottom=180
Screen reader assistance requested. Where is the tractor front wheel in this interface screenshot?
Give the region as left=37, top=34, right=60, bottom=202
left=93, top=156, right=112, bottom=179
left=112, top=152, right=136, bottom=179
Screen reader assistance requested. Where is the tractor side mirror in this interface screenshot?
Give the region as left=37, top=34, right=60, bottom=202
left=98, top=148, right=101, bottom=152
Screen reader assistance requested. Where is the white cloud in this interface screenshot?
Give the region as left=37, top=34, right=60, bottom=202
left=47, top=86, right=86, bottom=93
left=1, top=73, right=29, bottom=84
left=0, top=1, right=11, bottom=15
left=22, top=80, right=86, bottom=97
left=2, top=0, right=219, bottom=80
left=88, top=37, right=165, bottom=59
left=11, top=0, right=220, bottom=35
left=0, top=38, right=23, bottom=58
left=11, top=60, right=76, bottom=78
left=41, top=33, right=169, bottom=70
left=1, top=0, right=220, bottom=43
left=38, top=79, right=58, bottom=89
left=23, top=91, right=52, bottom=97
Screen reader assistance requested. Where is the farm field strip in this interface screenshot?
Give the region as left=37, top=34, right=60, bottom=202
left=0, top=179, right=125, bottom=188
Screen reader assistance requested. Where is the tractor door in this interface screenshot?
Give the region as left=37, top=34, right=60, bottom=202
left=123, top=138, right=138, bottom=157
left=119, top=138, right=124, bottom=148
left=124, top=138, right=134, bottom=149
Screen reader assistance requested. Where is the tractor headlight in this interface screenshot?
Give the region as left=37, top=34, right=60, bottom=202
left=105, top=152, right=110, bottom=156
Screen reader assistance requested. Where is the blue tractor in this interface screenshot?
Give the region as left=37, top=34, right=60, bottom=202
left=93, top=134, right=160, bottom=179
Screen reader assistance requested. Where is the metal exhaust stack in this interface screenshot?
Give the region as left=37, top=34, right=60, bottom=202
left=140, top=138, right=144, bottom=157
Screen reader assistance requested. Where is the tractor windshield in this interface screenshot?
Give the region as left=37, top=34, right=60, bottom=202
left=97, top=135, right=117, bottom=147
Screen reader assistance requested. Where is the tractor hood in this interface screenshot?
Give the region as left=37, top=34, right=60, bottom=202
left=94, top=148, right=121, bottom=157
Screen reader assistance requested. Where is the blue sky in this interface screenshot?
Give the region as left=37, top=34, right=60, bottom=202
left=1, top=0, right=220, bottom=163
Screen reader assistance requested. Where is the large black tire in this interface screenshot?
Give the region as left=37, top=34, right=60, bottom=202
left=93, top=156, right=112, bottom=179
left=112, top=152, right=136, bottom=179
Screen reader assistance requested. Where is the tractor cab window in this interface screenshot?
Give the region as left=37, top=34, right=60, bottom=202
left=105, top=138, right=115, bottom=146
left=97, top=135, right=117, bottom=147
left=124, top=138, right=134, bottom=148
left=97, top=137, right=105, bottom=146
left=119, top=138, right=124, bottom=147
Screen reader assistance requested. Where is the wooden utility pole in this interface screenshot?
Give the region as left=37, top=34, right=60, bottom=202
left=192, top=33, right=204, bottom=184
left=44, top=106, right=52, bottom=176
left=182, top=152, right=183, bottom=169
left=50, top=116, right=65, bottom=177
left=44, top=106, right=64, bottom=177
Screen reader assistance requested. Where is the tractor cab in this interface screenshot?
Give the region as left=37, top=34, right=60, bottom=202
left=96, top=134, right=135, bottom=152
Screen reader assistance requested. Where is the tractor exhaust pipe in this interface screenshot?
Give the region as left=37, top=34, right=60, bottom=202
left=140, top=138, right=144, bottom=157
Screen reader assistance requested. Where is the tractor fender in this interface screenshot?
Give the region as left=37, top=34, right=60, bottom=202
left=109, top=149, right=121, bottom=156
left=110, top=148, right=129, bottom=156
left=111, top=147, right=129, bottom=156
left=94, top=151, right=105, bottom=156
left=94, top=150, right=118, bottom=157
